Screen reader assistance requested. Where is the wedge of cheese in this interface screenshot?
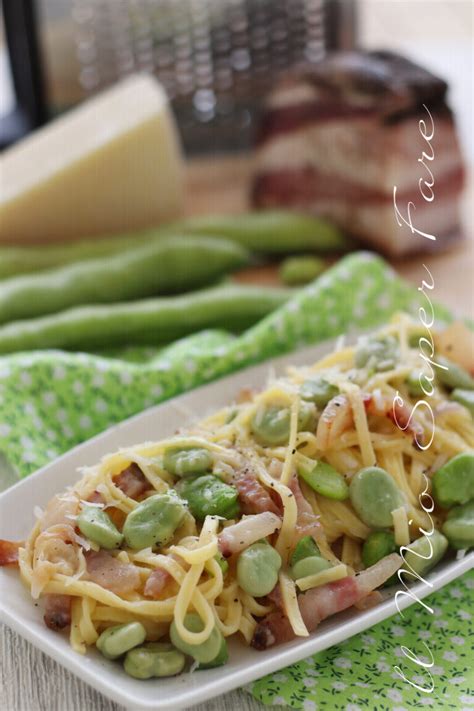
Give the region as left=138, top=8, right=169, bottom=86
left=0, top=74, right=183, bottom=244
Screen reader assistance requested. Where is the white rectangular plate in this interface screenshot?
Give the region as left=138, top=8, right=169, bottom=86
left=1, top=339, right=472, bottom=710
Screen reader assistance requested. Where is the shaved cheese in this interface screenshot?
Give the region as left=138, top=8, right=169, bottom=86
left=392, top=506, right=410, bottom=546
left=280, top=396, right=300, bottom=486
left=342, top=383, right=376, bottom=467
left=296, top=563, right=348, bottom=592
left=279, top=571, right=309, bottom=637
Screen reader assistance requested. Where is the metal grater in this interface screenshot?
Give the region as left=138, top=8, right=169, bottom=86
left=34, top=0, right=356, bottom=152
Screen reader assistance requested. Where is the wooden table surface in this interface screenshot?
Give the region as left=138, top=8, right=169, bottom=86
left=1, top=154, right=472, bottom=711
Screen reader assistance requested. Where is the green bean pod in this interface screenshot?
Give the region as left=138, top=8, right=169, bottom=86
left=0, top=236, right=249, bottom=325
left=0, top=210, right=351, bottom=281
left=279, top=255, right=325, bottom=285
left=0, top=284, right=290, bottom=354
left=180, top=211, right=352, bottom=253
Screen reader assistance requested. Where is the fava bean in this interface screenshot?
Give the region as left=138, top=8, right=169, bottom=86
left=279, top=255, right=325, bottom=286
left=355, top=335, right=399, bottom=372
left=405, top=371, right=425, bottom=398
left=442, top=500, right=474, bottom=550
left=96, top=622, right=146, bottom=660
left=291, top=555, right=332, bottom=580
left=452, top=389, right=474, bottom=415
left=251, top=401, right=316, bottom=446
left=298, top=460, right=349, bottom=501
left=197, top=637, right=229, bottom=670
left=214, top=552, right=229, bottom=576
left=237, top=542, right=282, bottom=597
left=170, top=614, right=223, bottom=663
left=290, top=535, right=321, bottom=566
left=0, top=284, right=290, bottom=354
left=76, top=505, right=123, bottom=550
left=0, top=237, right=249, bottom=326
left=362, top=531, right=396, bottom=568
left=182, top=211, right=352, bottom=254
left=124, top=642, right=186, bottom=679
left=432, top=452, right=474, bottom=508
left=403, top=530, right=448, bottom=576
left=300, top=377, right=339, bottom=409
left=179, top=475, right=239, bottom=521
left=436, top=356, right=474, bottom=391
left=123, top=492, right=187, bottom=550
left=349, top=467, right=404, bottom=528
left=163, top=447, right=213, bottom=478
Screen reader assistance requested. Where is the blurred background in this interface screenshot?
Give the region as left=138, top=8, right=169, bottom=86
left=0, top=0, right=472, bottom=315
left=0, top=0, right=472, bottom=157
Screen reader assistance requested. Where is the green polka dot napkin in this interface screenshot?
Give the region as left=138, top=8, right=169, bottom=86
left=0, top=251, right=471, bottom=709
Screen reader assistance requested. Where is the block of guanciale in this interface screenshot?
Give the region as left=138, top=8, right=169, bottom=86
left=252, top=51, right=465, bottom=256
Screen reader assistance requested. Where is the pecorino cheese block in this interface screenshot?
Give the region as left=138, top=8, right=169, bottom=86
left=252, top=51, right=465, bottom=256
left=0, top=74, right=183, bottom=244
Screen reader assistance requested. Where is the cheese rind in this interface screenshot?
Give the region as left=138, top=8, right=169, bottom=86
left=0, top=75, right=184, bottom=244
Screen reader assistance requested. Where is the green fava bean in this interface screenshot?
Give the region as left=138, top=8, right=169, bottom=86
left=403, top=530, right=449, bottom=576
left=452, top=389, right=474, bottom=415
left=432, top=452, right=474, bottom=508
left=96, top=622, right=146, bottom=660
left=123, top=492, right=186, bottom=550
left=196, top=637, right=229, bottom=670
left=77, top=505, right=123, bottom=550
left=291, top=556, right=332, bottom=580
left=355, top=335, right=399, bottom=372
left=251, top=401, right=315, bottom=446
left=170, top=613, right=223, bottom=664
left=179, top=475, right=239, bottom=521
left=436, top=356, right=474, bottom=391
left=300, top=377, right=339, bottom=409
left=163, top=447, right=213, bottom=477
left=442, top=500, right=474, bottom=550
left=279, top=255, right=325, bottom=286
left=349, top=467, right=404, bottom=528
left=298, top=460, right=349, bottom=501
left=124, top=642, right=186, bottom=679
left=215, top=551, right=229, bottom=576
left=290, top=535, right=321, bottom=566
left=362, top=531, right=397, bottom=568
left=237, top=542, right=282, bottom=597
left=405, top=371, right=425, bottom=398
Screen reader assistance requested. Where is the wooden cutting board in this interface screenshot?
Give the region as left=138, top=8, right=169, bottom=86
left=185, top=155, right=474, bottom=318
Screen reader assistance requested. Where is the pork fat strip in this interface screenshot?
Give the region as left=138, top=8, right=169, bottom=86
left=144, top=568, right=172, bottom=599
left=113, top=463, right=149, bottom=500
left=218, top=512, right=282, bottom=558
left=252, top=553, right=401, bottom=649
left=0, top=539, right=22, bottom=566
left=85, top=550, right=140, bottom=594
left=231, top=466, right=282, bottom=516
left=43, top=594, right=72, bottom=631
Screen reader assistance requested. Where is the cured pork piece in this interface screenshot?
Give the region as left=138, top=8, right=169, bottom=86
left=252, top=51, right=465, bottom=256
left=252, top=553, right=401, bottom=649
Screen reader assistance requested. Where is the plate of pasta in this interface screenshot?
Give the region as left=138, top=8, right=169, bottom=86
left=1, top=314, right=473, bottom=710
